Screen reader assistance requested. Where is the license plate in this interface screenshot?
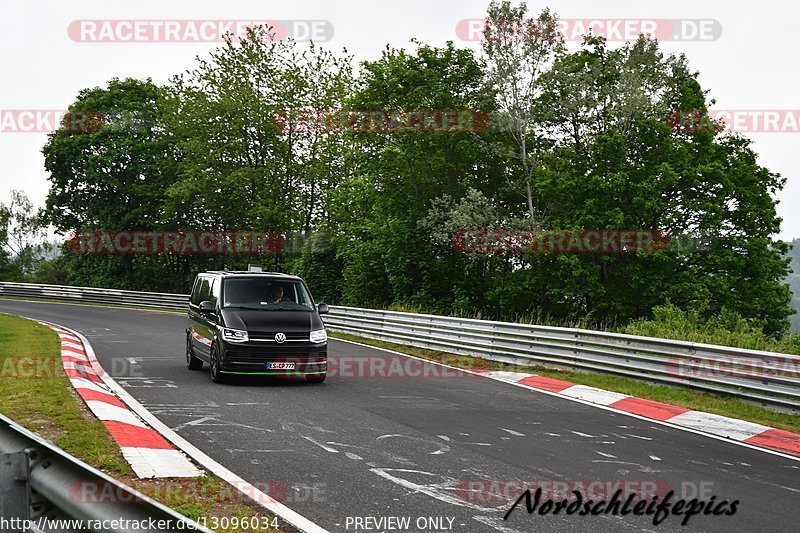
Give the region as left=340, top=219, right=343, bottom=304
left=267, top=362, right=296, bottom=370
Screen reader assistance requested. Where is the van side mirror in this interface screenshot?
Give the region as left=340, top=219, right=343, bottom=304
left=317, top=303, right=329, bottom=315
left=199, top=300, right=215, bottom=313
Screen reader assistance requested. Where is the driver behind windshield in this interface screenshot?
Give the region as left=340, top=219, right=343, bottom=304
left=270, top=285, right=288, bottom=304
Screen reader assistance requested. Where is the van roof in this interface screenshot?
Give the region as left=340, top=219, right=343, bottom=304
left=203, top=271, right=301, bottom=280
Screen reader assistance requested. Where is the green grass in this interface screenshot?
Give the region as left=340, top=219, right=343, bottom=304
left=0, top=313, right=131, bottom=474
left=0, top=313, right=279, bottom=532
left=330, top=331, right=800, bottom=434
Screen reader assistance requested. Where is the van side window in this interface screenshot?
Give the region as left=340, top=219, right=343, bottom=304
left=209, top=278, right=220, bottom=307
left=190, top=277, right=202, bottom=305
left=197, top=277, right=211, bottom=303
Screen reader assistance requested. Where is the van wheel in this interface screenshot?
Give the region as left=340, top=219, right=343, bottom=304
left=186, top=335, right=203, bottom=370
left=209, top=345, right=226, bottom=383
left=306, top=374, right=326, bottom=383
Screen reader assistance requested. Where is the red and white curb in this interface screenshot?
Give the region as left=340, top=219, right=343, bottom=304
left=327, top=336, right=800, bottom=462
left=42, top=320, right=328, bottom=533
left=477, top=370, right=800, bottom=458
left=43, top=321, right=203, bottom=479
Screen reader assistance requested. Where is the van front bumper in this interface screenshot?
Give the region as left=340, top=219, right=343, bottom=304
left=218, top=341, right=327, bottom=375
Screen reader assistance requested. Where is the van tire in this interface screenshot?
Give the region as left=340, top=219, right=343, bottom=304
left=186, top=335, right=203, bottom=370
left=210, top=345, right=226, bottom=383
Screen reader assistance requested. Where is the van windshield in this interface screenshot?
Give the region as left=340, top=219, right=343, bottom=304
left=222, top=278, right=314, bottom=311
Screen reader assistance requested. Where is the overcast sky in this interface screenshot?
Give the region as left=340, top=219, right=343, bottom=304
left=1, top=0, right=797, bottom=240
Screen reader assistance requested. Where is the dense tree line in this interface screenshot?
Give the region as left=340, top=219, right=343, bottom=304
left=19, top=2, right=795, bottom=335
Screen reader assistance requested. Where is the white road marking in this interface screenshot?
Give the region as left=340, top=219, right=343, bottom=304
left=571, top=431, right=596, bottom=438
left=500, top=428, right=525, bottom=437
left=596, top=451, right=617, bottom=458
left=345, top=452, right=363, bottom=460
left=649, top=455, right=662, bottom=461
left=438, top=435, right=451, bottom=441
left=172, top=416, right=218, bottom=432
left=326, top=441, right=363, bottom=449
left=303, top=436, right=339, bottom=453
left=625, top=433, right=653, bottom=441
left=370, top=468, right=497, bottom=512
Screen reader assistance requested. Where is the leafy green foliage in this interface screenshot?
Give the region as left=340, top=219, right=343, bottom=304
left=624, top=303, right=800, bottom=354
left=22, top=8, right=794, bottom=341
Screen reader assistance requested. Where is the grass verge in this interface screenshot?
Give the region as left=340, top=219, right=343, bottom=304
left=0, top=313, right=279, bottom=532
left=329, top=331, right=800, bottom=434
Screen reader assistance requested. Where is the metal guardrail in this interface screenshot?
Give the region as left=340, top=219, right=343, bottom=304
left=324, top=306, right=800, bottom=411
left=0, top=281, right=188, bottom=310
left=1, top=281, right=798, bottom=410
left=0, top=413, right=209, bottom=533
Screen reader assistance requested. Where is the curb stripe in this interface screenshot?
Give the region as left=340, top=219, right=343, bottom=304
left=609, top=397, right=691, bottom=421
left=104, top=421, right=174, bottom=449
left=70, top=377, right=113, bottom=394
left=745, top=429, right=800, bottom=455
left=65, top=368, right=103, bottom=382
left=119, top=448, right=212, bottom=480
left=41, top=321, right=203, bottom=479
left=518, top=375, right=574, bottom=392
left=330, top=336, right=800, bottom=461
left=666, top=411, right=770, bottom=441
left=511, top=371, right=799, bottom=456
left=85, top=400, right=149, bottom=428
left=559, top=384, right=630, bottom=405
left=77, top=389, right=127, bottom=408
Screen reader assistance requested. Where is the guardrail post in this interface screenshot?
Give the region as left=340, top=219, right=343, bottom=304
left=0, top=451, right=31, bottom=525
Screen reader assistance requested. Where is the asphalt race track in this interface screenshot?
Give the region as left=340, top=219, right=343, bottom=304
left=1, top=299, right=799, bottom=533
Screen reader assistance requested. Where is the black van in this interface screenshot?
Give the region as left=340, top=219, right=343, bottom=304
left=186, top=271, right=329, bottom=384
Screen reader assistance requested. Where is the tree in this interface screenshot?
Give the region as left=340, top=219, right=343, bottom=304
left=0, top=190, right=46, bottom=275
left=325, top=41, right=507, bottom=310
left=528, top=36, right=793, bottom=333
left=41, top=78, right=191, bottom=291
left=164, top=27, right=354, bottom=235
left=482, top=1, right=564, bottom=220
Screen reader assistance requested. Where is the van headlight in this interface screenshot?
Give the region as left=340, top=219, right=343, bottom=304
left=220, top=327, right=249, bottom=343
left=309, top=329, right=327, bottom=344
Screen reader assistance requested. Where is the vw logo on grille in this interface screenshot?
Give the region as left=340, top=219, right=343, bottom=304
left=274, top=332, right=287, bottom=344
